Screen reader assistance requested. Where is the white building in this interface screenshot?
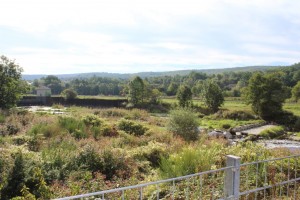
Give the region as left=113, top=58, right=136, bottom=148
left=36, top=86, right=51, bottom=97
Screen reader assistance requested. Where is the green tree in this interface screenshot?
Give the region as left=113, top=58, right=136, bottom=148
left=292, top=81, right=300, bottom=102
left=0, top=56, right=28, bottom=109
left=61, top=88, right=77, bottom=100
left=167, top=108, right=199, bottom=141
left=166, top=82, right=178, bottom=96
left=42, top=75, right=63, bottom=95
left=176, top=85, right=192, bottom=107
left=128, top=76, right=145, bottom=106
left=242, top=72, right=288, bottom=120
left=201, top=80, right=224, bottom=112
left=149, top=88, right=162, bottom=104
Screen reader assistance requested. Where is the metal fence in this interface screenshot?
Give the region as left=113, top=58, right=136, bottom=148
left=55, top=154, right=300, bottom=200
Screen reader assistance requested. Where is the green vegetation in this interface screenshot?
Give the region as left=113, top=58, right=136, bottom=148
left=201, top=79, right=224, bottom=112
left=3, top=56, right=300, bottom=199
left=243, top=72, right=288, bottom=120
left=292, top=81, right=300, bottom=102
left=176, top=85, right=192, bottom=107
left=0, top=101, right=300, bottom=199
left=167, top=108, right=199, bottom=141
left=0, top=56, right=28, bottom=109
left=259, top=126, right=285, bottom=139
left=61, top=88, right=77, bottom=100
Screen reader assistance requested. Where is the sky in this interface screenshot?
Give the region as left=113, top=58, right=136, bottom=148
left=1, top=0, right=300, bottom=74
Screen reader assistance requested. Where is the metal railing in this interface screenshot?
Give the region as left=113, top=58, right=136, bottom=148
left=54, top=154, right=300, bottom=200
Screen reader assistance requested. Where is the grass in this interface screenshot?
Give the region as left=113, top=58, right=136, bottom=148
left=77, top=95, right=126, bottom=100
left=259, top=126, right=285, bottom=139
left=199, top=118, right=262, bottom=130
left=2, top=98, right=300, bottom=199
left=283, top=102, right=300, bottom=116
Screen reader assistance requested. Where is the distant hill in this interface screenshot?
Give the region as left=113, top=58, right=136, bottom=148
left=22, top=65, right=286, bottom=81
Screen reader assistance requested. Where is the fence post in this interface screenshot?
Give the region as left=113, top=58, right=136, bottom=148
left=225, top=155, right=241, bottom=199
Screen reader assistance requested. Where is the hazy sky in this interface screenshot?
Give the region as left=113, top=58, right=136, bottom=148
left=1, top=0, right=300, bottom=74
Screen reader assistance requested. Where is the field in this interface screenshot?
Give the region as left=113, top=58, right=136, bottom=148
left=1, top=98, right=300, bottom=199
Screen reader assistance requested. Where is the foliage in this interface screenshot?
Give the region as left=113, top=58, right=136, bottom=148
left=159, top=141, right=224, bottom=178
left=167, top=108, right=199, bottom=141
left=201, top=79, right=224, bottom=112
left=0, top=56, right=28, bottom=109
left=127, top=76, right=145, bottom=106
left=81, top=114, right=104, bottom=127
left=41, top=75, right=63, bottom=95
left=291, top=81, right=300, bottom=102
left=58, top=117, right=87, bottom=139
left=70, top=146, right=129, bottom=180
left=259, top=126, right=285, bottom=139
left=61, top=88, right=77, bottom=100
left=176, top=85, right=192, bottom=108
left=1, top=152, right=26, bottom=199
left=117, top=119, right=148, bottom=136
left=243, top=72, right=289, bottom=120
left=214, top=110, right=256, bottom=120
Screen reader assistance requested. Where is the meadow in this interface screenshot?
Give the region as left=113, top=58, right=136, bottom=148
left=1, top=98, right=300, bottom=199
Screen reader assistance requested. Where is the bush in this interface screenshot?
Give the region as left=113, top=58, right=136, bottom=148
left=7, top=124, right=19, bottom=135
left=159, top=142, right=224, bottom=178
left=132, top=142, right=167, bottom=167
left=273, top=111, right=298, bottom=129
left=95, top=108, right=127, bottom=118
left=259, top=126, right=285, bottom=139
left=222, top=123, right=231, bottom=129
left=81, top=115, right=104, bottom=127
left=167, top=108, right=199, bottom=141
left=117, top=119, right=148, bottom=136
left=58, top=117, right=86, bottom=139
left=92, top=124, right=117, bottom=140
left=28, top=135, right=43, bottom=152
left=0, top=113, right=5, bottom=123
left=215, top=110, right=256, bottom=120
left=124, top=109, right=149, bottom=120
left=61, top=89, right=77, bottom=100
left=70, top=147, right=130, bottom=180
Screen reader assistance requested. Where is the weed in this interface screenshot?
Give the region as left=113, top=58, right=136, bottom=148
left=118, top=119, right=148, bottom=136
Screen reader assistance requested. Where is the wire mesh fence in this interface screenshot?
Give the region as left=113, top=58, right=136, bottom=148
left=55, top=154, right=300, bottom=200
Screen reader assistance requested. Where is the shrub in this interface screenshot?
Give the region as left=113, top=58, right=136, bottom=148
left=294, top=117, right=300, bottom=131
left=96, top=108, right=127, bottom=118
left=58, top=117, right=86, bottom=139
left=159, top=142, right=224, bottom=178
left=28, top=123, right=61, bottom=138
left=28, top=135, right=43, bottom=152
left=215, top=110, right=256, bottom=120
left=132, top=142, right=167, bottom=167
left=0, top=113, right=5, bottom=123
left=13, top=136, right=29, bottom=146
left=70, top=147, right=129, bottom=180
left=222, top=123, right=231, bottom=129
left=259, top=126, right=285, bottom=139
left=125, top=109, right=149, bottom=120
left=61, top=89, right=77, bottom=100
left=167, top=108, right=199, bottom=141
left=117, top=119, right=148, bottom=136
left=7, top=124, right=19, bottom=135
left=81, top=115, right=104, bottom=127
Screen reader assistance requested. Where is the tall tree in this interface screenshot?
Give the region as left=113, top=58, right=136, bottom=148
left=292, top=81, right=300, bottom=102
left=176, top=85, right=192, bottom=107
left=0, top=56, right=28, bottom=109
left=128, top=76, right=145, bottom=106
left=42, top=75, right=63, bottom=95
left=242, top=72, right=288, bottom=120
left=201, top=80, right=224, bottom=112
